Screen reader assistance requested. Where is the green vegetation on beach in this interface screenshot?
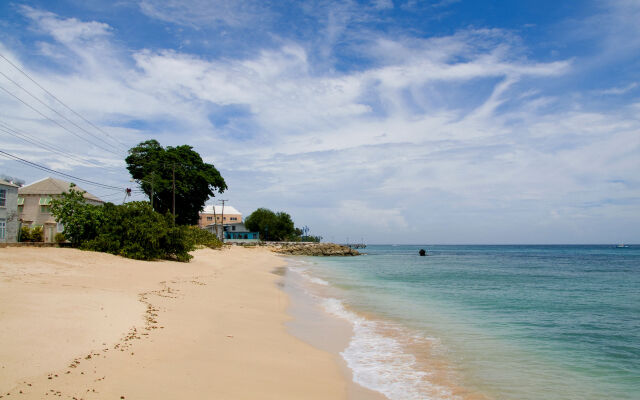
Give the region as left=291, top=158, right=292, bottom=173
left=49, top=139, right=226, bottom=261
left=51, top=188, right=222, bottom=261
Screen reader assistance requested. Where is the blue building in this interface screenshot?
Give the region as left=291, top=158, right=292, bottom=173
left=225, top=231, right=259, bottom=240
left=223, top=223, right=260, bottom=242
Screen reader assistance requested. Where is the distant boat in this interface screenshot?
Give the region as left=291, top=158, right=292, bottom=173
left=616, top=243, right=630, bottom=248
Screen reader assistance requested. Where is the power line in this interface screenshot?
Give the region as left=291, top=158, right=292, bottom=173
left=0, top=84, right=123, bottom=157
left=0, top=71, right=126, bottom=156
left=93, top=188, right=127, bottom=197
left=92, top=189, right=128, bottom=200
left=98, top=194, right=128, bottom=203
left=0, top=119, right=126, bottom=174
left=0, top=52, right=129, bottom=151
left=0, top=121, right=111, bottom=168
left=0, top=149, right=124, bottom=191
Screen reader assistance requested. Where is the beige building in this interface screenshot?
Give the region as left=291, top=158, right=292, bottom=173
left=198, top=205, right=242, bottom=228
left=18, top=177, right=103, bottom=242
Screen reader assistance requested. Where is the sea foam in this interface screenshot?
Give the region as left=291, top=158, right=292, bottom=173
left=287, top=261, right=455, bottom=399
left=322, top=297, right=456, bottom=400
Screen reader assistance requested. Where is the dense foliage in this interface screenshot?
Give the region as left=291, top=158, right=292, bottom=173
left=185, top=225, right=223, bottom=249
left=19, top=225, right=43, bottom=242
left=19, top=226, right=31, bottom=242
left=244, top=208, right=319, bottom=242
left=244, top=208, right=292, bottom=241
left=51, top=189, right=200, bottom=261
left=125, top=140, right=227, bottom=225
left=83, top=202, right=194, bottom=262
left=49, top=186, right=103, bottom=245
left=54, top=232, right=66, bottom=243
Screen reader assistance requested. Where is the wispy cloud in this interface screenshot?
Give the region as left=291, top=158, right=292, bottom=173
left=0, top=2, right=638, bottom=243
left=137, top=0, right=270, bottom=28
left=372, top=0, right=394, bottom=10
left=596, top=82, right=638, bottom=95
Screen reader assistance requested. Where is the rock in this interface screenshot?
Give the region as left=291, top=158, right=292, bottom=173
left=266, top=242, right=360, bottom=256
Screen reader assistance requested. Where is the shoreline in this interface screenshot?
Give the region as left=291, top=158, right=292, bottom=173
left=0, top=246, right=359, bottom=399
left=276, top=257, right=388, bottom=400
left=282, top=254, right=488, bottom=400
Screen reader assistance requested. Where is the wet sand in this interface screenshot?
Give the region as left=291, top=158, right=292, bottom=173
left=278, top=262, right=388, bottom=400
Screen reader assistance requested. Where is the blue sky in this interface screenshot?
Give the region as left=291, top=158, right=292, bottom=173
left=0, top=0, right=639, bottom=243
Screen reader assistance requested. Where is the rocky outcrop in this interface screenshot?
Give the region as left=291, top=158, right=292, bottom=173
left=273, top=242, right=360, bottom=256
left=241, top=242, right=360, bottom=256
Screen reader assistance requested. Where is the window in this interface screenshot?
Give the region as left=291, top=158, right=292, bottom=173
left=18, top=205, right=23, bottom=213
left=207, top=216, right=212, bottom=221
left=230, top=217, right=238, bottom=221
left=39, top=197, right=52, bottom=213
left=231, top=226, right=236, bottom=231
left=0, top=219, right=5, bottom=239
left=57, top=223, right=64, bottom=232
left=0, top=189, right=5, bottom=207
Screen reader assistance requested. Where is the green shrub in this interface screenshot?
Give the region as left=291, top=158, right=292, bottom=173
left=50, top=188, right=104, bottom=245
left=51, top=191, right=197, bottom=262
left=31, top=226, right=43, bottom=242
left=19, top=226, right=32, bottom=242
left=54, top=232, right=66, bottom=243
left=82, top=202, right=194, bottom=262
left=186, top=226, right=223, bottom=249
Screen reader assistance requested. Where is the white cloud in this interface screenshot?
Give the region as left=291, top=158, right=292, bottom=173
left=0, top=6, right=638, bottom=243
left=596, top=82, right=638, bottom=95
left=137, top=0, right=268, bottom=28
left=332, top=200, right=408, bottom=230
left=372, top=0, right=394, bottom=10
left=20, top=5, right=112, bottom=43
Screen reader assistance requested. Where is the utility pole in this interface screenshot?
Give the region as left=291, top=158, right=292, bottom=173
left=212, top=202, right=218, bottom=238
left=219, top=199, right=228, bottom=241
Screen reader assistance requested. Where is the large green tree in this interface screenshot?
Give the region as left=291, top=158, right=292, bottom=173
left=125, top=140, right=227, bottom=225
left=244, top=208, right=299, bottom=241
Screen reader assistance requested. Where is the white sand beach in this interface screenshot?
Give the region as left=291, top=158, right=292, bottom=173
left=0, top=246, right=361, bottom=399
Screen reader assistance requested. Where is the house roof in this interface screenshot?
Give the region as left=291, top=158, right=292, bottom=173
left=18, top=177, right=103, bottom=202
left=201, top=205, right=241, bottom=215
left=0, top=178, right=19, bottom=188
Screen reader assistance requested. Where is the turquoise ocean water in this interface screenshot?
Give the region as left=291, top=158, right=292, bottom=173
left=288, top=245, right=639, bottom=400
